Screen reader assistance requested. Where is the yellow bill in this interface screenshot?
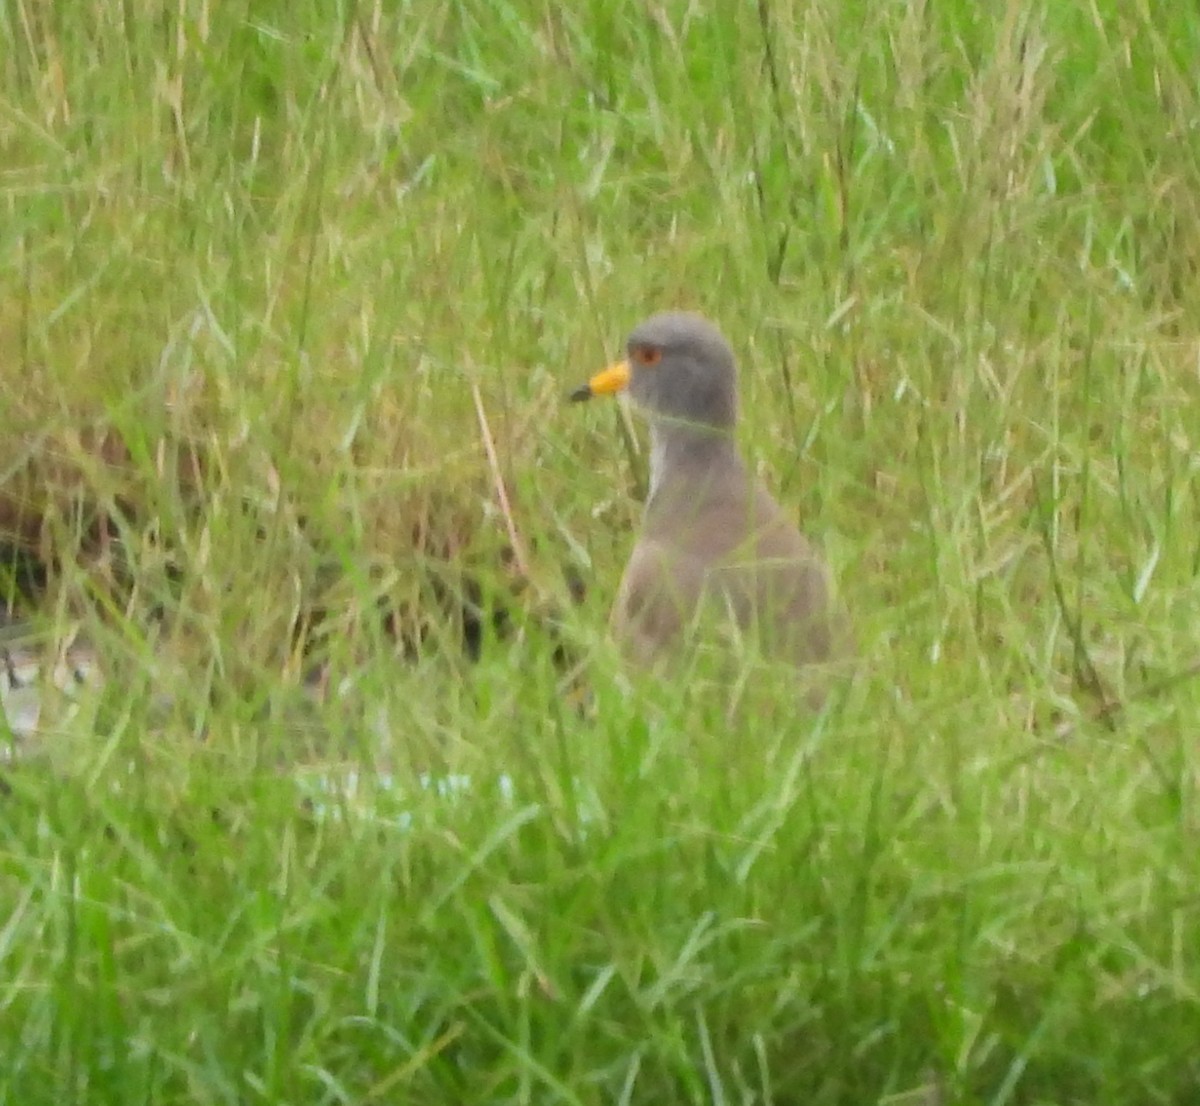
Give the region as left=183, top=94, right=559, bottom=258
left=569, top=360, right=630, bottom=402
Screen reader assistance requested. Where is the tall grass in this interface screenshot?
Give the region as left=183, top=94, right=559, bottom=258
left=2, top=0, right=1199, bottom=1102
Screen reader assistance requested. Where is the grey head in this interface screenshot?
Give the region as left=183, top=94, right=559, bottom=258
left=624, top=312, right=739, bottom=432
left=570, top=311, right=740, bottom=433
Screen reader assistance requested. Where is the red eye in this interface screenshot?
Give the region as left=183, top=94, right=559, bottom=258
left=632, top=345, right=662, bottom=367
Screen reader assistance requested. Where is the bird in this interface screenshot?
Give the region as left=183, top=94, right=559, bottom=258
left=570, top=311, right=848, bottom=703
left=0, top=617, right=98, bottom=754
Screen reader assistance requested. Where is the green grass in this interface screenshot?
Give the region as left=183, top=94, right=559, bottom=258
left=3, top=0, right=1200, bottom=1102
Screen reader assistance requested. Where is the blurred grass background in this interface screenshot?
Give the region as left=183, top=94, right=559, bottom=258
left=2, top=0, right=1199, bottom=1102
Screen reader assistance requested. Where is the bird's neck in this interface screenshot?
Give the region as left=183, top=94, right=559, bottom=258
left=647, top=420, right=741, bottom=503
